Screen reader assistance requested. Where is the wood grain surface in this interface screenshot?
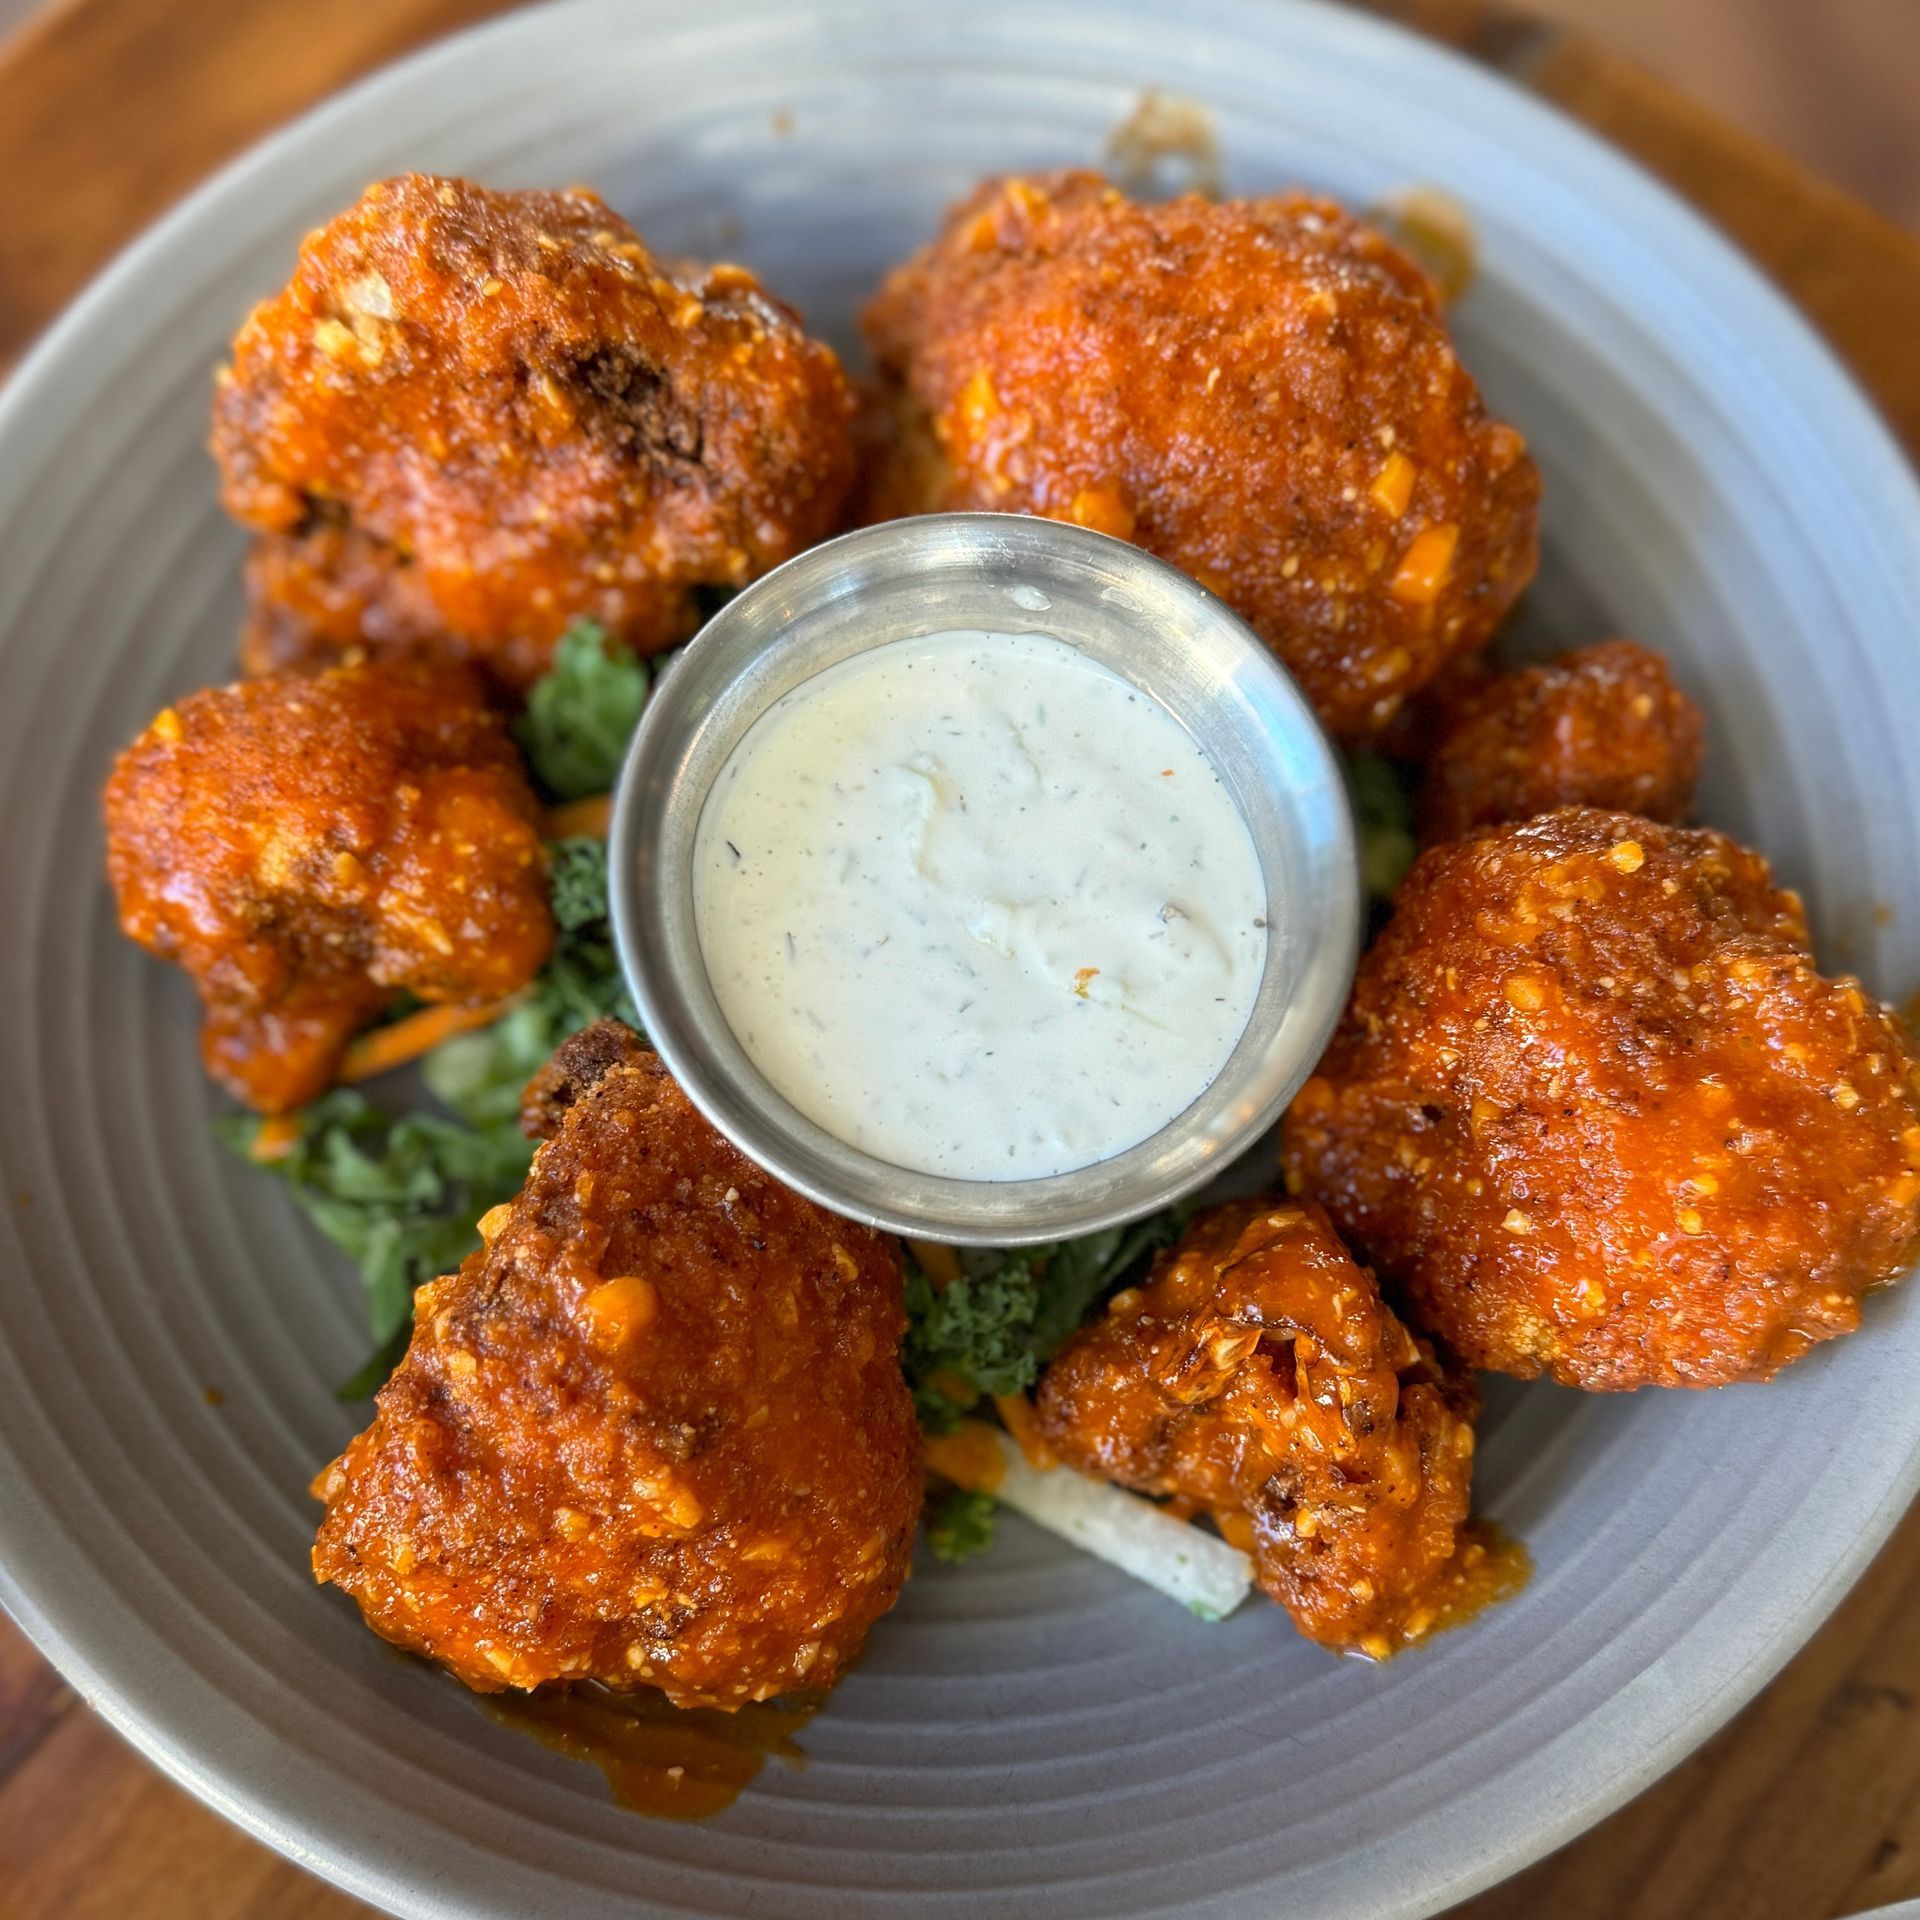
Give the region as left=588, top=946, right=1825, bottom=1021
left=3, top=3, right=1920, bottom=1917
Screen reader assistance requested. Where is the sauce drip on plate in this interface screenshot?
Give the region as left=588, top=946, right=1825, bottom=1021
left=485, top=1685, right=816, bottom=1820
left=1393, top=1519, right=1530, bottom=1652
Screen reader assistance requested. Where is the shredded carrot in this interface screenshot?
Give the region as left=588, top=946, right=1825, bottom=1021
left=907, top=1238, right=963, bottom=1287
left=339, top=994, right=525, bottom=1084
left=544, top=792, right=612, bottom=839
left=922, top=1420, right=1008, bottom=1494
left=994, top=1393, right=1057, bottom=1471
left=249, top=1113, right=304, bottom=1163
left=926, top=1369, right=980, bottom=1411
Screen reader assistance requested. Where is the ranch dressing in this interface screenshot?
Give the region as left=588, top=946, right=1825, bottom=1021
left=691, top=629, right=1267, bottom=1180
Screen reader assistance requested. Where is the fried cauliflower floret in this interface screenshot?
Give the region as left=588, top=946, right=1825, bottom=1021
left=1418, top=639, right=1703, bottom=843
left=103, top=659, right=551, bottom=1113
left=312, top=1022, right=922, bottom=1707
left=1282, top=809, right=1920, bottom=1389
left=862, top=171, right=1540, bottom=742
left=214, top=174, right=857, bottom=692
left=1036, top=1198, right=1479, bottom=1656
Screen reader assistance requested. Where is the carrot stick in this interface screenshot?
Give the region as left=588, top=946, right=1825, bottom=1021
left=248, top=1113, right=305, bottom=1163
left=906, top=1238, right=963, bottom=1286
left=922, top=1421, right=1009, bottom=1493
left=993, top=1393, right=1058, bottom=1471
left=339, top=994, right=525, bottom=1084
left=923, top=1420, right=1253, bottom=1620
left=544, top=793, right=612, bottom=839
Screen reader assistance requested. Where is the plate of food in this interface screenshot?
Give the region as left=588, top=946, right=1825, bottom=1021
left=3, top=2, right=1920, bottom=1917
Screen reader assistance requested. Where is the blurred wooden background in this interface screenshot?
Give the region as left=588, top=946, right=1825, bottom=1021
left=0, top=0, right=1906, bottom=222
left=0, top=3, right=1918, bottom=1919
left=1529, top=0, right=1920, bottom=230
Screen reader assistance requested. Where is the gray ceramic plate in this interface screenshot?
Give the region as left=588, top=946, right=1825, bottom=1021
left=3, top=3, right=1920, bottom=1917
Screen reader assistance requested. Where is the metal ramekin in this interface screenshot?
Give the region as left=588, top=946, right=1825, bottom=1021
left=608, top=513, right=1359, bottom=1245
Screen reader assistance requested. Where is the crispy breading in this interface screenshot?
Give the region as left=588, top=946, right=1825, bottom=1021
left=1037, top=1197, right=1478, bottom=1656
left=237, top=517, right=448, bottom=681
left=862, top=171, right=1540, bottom=742
left=1283, top=808, right=1920, bottom=1388
left=1418, top=640, right=1703, bottom=843
left=313, top=1024, right=923, bottom=1706
left=103, top=658, right=551, bottom=1112
left=215, top=175, right=856, bottom=691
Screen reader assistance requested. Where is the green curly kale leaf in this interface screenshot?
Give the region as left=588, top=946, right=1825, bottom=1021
left=512, top=619, right=649, bottom=801
left=925, top=1486, right=1000, bottom=1564
left=902, top=1206, right=1191, bottom=1432
left=219, top=1092, right=533, bottom=1397
left=1345, top=749, right=1418, bottom=908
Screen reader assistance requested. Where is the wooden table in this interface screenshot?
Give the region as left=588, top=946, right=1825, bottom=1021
left=3, top=2, right=1920, bottom=1915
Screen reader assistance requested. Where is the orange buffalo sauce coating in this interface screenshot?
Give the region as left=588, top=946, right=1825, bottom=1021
left=861, top=170, right=1539, bottom=742
left=1417, top=639, right=1705, bottom=844
left=214, top=175, right=857, bottom=692
left=1283, top=808, right=1920, bottom=1389
left=312, top=1023, right=922, bottom=1708
left=1036, top=1197, right=1485, bottom=1657
left=103, top=658, right=552, bottom=1113
left=237, top=514, right=448, bottom=681
left=484, top=1684, right=815, bottom=1820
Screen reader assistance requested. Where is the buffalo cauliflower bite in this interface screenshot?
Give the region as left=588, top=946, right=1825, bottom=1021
left=1417, top=639, right=1704, bottom=843
left=862, top=171, right=1540, bottom=741
left=312, top=1022, right=923, bottom=1706
left=1036, top=1197, right=1479, bottom=1656
left=103, top=658, right=551, bottom=1114
left=214, top=174, right=857, bottom=692
left=1282, top=808, right=1920, bottom=1389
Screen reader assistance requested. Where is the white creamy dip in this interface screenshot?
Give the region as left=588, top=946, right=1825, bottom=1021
left=691, top=628, right=1267, bottom=1180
